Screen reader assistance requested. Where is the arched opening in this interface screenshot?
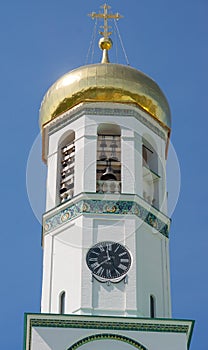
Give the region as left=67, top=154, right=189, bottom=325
left=58, top=131, right=75, bottom=203
left=96, top=124, right=121, bottom=194
left=142, top=137, right=159, bottom=208
left=150, top=294, right=156, bottom=318
left=59, top=291, right=66, bottom=314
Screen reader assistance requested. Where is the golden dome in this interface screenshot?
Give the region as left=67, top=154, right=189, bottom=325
left=39, top=63, right=171, bottom=130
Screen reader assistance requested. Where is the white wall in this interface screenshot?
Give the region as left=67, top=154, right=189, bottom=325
left=41, top=213, right=171, bottom=317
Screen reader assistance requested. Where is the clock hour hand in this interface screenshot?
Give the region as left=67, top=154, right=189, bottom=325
left=106, top=249, right=110, bottom=260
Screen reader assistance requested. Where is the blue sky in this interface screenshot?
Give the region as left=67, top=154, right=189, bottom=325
left=0, top=1, right=207, bottom=349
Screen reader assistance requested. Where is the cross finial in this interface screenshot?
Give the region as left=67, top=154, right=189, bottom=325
left=89, top=3, right=123, bottom=39
left=88, top=4, right=123, bottom=63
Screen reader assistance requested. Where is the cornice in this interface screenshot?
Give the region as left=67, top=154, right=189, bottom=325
left=42, top=102, right=168, bottom=162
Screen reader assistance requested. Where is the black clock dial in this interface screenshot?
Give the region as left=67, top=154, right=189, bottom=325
left=86, top=241, right=132, bottom=281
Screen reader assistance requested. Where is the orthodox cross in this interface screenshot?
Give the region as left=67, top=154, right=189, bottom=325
left=89, top=3, right=123, bottom=39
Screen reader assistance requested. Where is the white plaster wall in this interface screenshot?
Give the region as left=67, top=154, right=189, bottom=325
left=45, top=151, right=58, bottom=210
left=41, top=234, right=53, bottom=313
left=41, top=217, right=84, bottom=313
left=158, top=140, right=168, bottom=213
left=74, top=134, right=97, bottom=196
left=121, top=128, right=136, bottom=194
left=42, top=211, right=171, bottom=317
left=134, top=132, right=143, bottom=197
left=136, top=221, right=171, bottom=317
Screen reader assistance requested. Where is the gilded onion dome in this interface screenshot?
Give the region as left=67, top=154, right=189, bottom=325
left=39, top=63, right=171, bottom=130
left=40, top=4, right=171, bottom=131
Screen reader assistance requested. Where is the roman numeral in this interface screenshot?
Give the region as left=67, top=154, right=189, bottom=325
left=106, top=243, right=112, bottom=251
left=98, top=244, right=105, bottom=252
left=119, top=252, right=127, bottom=257
left=118, top=263, right=128, bottom=271
left=120, top=258, right=129, bottom=263
left=91, top=250, right=99, bottom=255
left=97, top=266, right=104, bottom=276
left=114, top=245, right=120, bottom=252
left=91, top=262, right=100, bottom=269
left=106, top=269, right=112, bottom=278
left=89, top=257, right=98, bottom=262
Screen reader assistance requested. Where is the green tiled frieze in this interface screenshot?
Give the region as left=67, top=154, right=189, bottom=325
left=43, top=199, right=169, bottom=237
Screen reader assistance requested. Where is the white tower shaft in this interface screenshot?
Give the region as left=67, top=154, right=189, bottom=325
left=41, top=103, right=171, bottom=318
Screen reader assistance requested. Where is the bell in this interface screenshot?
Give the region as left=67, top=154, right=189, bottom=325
left=63, top=154, right=70, bottom=161
left=109, top=155, right=118, bottom=162
left=99, top=152, right=107, bottom=161
left=100, top=161, right=117, bottom=181
left=100, top=140, right=107, bottom=148
left=60, top=184, right=67, bottom=194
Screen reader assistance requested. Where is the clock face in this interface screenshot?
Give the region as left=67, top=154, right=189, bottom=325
left=86, top=241, right=132, bottom=282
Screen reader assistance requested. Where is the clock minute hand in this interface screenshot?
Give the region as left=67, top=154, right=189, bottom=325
left=93, top=259, right=108, bottom=270
left=99, top=258, right=110, bottom=265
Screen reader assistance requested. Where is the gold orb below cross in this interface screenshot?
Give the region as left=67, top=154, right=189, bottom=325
left=99, top=37, right=113, bottom=51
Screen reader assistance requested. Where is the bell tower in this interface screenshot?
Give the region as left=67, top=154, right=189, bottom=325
left=24, top=4, right=194, bottom=350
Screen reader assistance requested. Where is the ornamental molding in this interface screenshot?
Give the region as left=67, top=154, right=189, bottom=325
left=29, top=317, right=189, bottom=333
left=25, top=314, right=194, bottom=350
left=43, top=198, right=169, bottom=237
left=47, top=103, right=166, bottom=140
left=67, top=333, right=147, bottom=350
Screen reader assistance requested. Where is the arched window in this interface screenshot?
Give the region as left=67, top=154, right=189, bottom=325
left=59, top=291, right=66, bottom=314
left=96, top=124, right=121, bottom=194
left=59, top=132, right=75, bottom=203
left=150, top=294, right=156, bottom=318
left=142, top=138, right=159, bottom=208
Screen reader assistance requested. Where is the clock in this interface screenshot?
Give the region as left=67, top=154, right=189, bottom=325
left=86, top=241, right=132, bottom=282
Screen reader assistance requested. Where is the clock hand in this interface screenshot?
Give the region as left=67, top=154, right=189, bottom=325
left=97, top=258, right=110, bottom=266
left=106, top=249, right=110, bottom=260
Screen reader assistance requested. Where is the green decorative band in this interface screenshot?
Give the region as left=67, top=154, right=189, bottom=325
left=43, top=199, right=169, bottom=237
left=68, top=333, right=147, bottom=350
left=30, top=318, right=188, bottom=334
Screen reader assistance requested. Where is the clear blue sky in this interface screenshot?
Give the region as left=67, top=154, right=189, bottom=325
left=0, top=1, right=207, bottom=349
